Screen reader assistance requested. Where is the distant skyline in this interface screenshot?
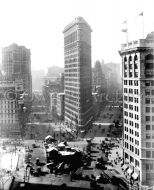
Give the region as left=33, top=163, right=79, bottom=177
left=0, top=0, right=154, bottom=71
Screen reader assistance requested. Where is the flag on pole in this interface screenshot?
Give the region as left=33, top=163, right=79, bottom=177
left=121, top=20, right=128, bottom=32
left=139, top=11, right=143, bottom=16
left=122, top=20, right=127, bottom=24
left=121, top=19, right=128, bottom=42
left=121, top=29, right=128, bottom=32
left=138, top=11, right=144, bottom=38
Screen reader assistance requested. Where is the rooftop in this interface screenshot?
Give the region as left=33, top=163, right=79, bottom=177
left=63, top=16, right=92, bottom=33
left=121, top=31, right=154, bottom=51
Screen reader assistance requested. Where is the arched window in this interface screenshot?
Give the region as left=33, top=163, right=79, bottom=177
left=145, top=54, right=154, bottom=61
left=129, top=56, right=133, bottom=72
left=124, top=56, right=127, bottom=62
left=134, top=55, right=138, bottom=70
left=134, top=55, right=138, bottom=61
left=145, top=54, right=154, bottom=70
left=145, top=54, right=154, bottom=77
left=129, top=56, right=132, bottom=62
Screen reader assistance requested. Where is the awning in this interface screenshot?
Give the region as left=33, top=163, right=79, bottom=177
left=122, top=164, right=128, bottom=170
left=132, top=172, right=139, bottom=180
left=46, top=147, right=58, bottom=152
left=127, top=168, right=133, bottom=175
left=58, top=142, right=66, bottom=147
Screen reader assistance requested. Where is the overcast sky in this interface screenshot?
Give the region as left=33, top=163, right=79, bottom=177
left=0, top=0, right=154, bottom=71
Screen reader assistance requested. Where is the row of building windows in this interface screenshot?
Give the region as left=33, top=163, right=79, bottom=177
left=146, top=125, right=154, bottom=131
left=124, top=72, right=138, bottom=78
left=124, top=88, right=139, bottom=96
left=65, top=69, right=78, bottom=73
left=146, top=116, right=154, bottom=121
left=64, top=31, right=77, bottom=46
left=145, top=98, right=154, bottom=104
left=146, top=151, right=154, bottom=158
left=65, top=87, right=79, bottom=92
left=65, top=73, right=78, bottom=77
left=146, top=164, right=154, bottom=171
left=124, top=88, right=139, bottom=95
left=65, top=52, right=78, bottom=59
left=65, top=95, right=79, bottom=103
left=65, top=64, right=78, bottom=68
left=65, top=58, right=78, bottom=64
left=124, top=112, right=139, bottom=120
left=0, top=119, right=16, bottom=124
left=124, top=121, right=139, bottom=129
left=124, top=103, right=139, bottom=111
left=65, top=99, right=79, bottom=107
left=65, top=78, right=78, bottom=82
left=65, top=104, right=78, bottom=113
left=65, top=82, right=79, bottom=87
left=125, top=142, right=140, bottom=155
left=146, top=133, right=154, bottom=139
left=64, top=48, right=77, bottom=55
left=146, top=142, right=154, bottom=148
left=124, top=96, right=139, bottom=103
left=125, top=130, right=139, bottom=139
left=145, top=89, right=154, bottom=96
left=124, top=153, right=140, bottom=167
left=65, top=91, right=79, bottom=97
left=124, top=119, right=139, bottom=129
left=145, top=81, right=154, bottom=86
left=124, top=80, right=139, bottom=86
left=125, top=126, right=139, bottom=135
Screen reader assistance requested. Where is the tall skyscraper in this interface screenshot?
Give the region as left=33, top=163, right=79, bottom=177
left=2, top=43, right=32, bottom=97
left=119, top=32, right=154, bottom=186
left=63, top=17, right=93, bottom=130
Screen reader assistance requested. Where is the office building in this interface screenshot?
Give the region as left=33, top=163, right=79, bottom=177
left=63, top=17, right=93, bottom=129
left=0, top=76, right=23, bottom=137
left=2, top=43, right=32, bottom=97
left=119, top=32, right=154, bottom=186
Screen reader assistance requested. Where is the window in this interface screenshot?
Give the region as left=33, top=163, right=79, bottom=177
left=152, top=116, right=154, bottom=121
left=151, top=81, right=154, bottom=86
left=145, top=98, right=150, bottom=104
left=146, top=125, right=150, bottom=130
left=146, top=142, right=151, bottom=148
left=152, top=151, right=154, bottom=158
left=146, top=164, right=153, bottom=170
left=135, top=159, right=139, bottom=167
left=146, top=134, right=151, bottom=139
left=145, top=90, right=150, bottom=96
left=146, top=107, right=150, bottom=112
left=152, top=90, right=154, bottom=95
left=145, top=81, right=150, bottom=86
left=146, top=151, right=151, bottom=158
left=152, top=98, right=154, bottom=104
left=146, top=116, right=150, bottom=121
left=152, top=108, right=154, bottom=113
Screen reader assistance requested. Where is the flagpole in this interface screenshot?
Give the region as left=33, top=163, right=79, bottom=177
left=142, top=13, right=144, bottom=39
left=121, top=20, right=128, bottom=44
left=126, top=21, right=128, bottom=43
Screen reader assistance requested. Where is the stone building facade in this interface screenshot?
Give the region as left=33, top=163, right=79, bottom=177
left=0, top=76, right=23, bottom=137
left=119, top=32, right=154, bottom=186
